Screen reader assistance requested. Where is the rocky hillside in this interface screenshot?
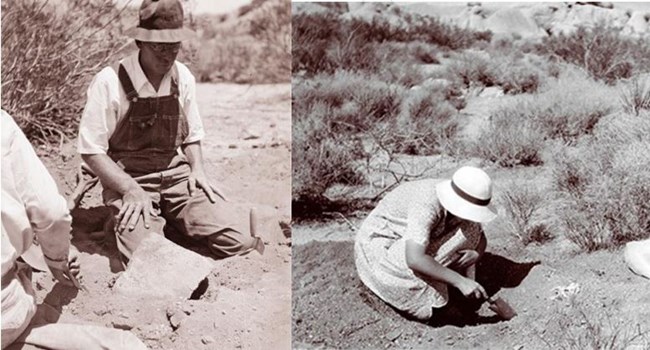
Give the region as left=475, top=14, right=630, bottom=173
left=294, top=2, right=650, bottom=40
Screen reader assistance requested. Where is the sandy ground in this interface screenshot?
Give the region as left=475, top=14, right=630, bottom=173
left=292, top=162, right=650, bottom=350
left=35, top=83, right=292, bottom=349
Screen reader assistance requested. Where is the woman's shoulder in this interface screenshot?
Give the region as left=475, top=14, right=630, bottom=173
left=377, top=179, right=444, bottom=213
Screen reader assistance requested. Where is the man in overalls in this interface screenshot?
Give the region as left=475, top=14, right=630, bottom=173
left=78, top=0, right=263, bottom=267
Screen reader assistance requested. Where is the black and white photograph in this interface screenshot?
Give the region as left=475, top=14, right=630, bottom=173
left=1, top=0, right=291, bottom=348
left=291, top=2, right=650, bottom=349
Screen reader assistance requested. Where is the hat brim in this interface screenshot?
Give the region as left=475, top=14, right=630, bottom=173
left=125, top=27, right=195, bottom=42
left=436, top=180, right=497, bottom=223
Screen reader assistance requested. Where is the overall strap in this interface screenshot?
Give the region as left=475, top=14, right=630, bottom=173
left=170, top=64, right=179, bottom=97
left=117, top=64, right=139, bottom=101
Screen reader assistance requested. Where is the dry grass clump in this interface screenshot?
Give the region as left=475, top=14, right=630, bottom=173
left=552, top=113, right=650, bottom=251
left=541, top=296, right=650, bottom=349
left=1, top=0, right=128, bottom=145
left=620, top=75, right=650, bottom=116
left=500, top=182, right=553, bottom=245
left=463, top=69, right=616, bottom=167
left=538, top=26, right=650, bottom=84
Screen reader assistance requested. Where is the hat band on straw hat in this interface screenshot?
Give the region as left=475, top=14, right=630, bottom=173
left=451, top=180, right=490, bottom=206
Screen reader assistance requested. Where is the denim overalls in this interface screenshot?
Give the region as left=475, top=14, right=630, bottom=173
left=103, top=63, right=257, bottom=264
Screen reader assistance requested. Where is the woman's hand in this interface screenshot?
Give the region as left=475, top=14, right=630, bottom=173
left=451, top=249, right=480, bottom=269
left=454, top=276, right=487, bottom=300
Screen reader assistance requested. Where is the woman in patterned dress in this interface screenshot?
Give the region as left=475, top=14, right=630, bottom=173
left=354, top=166, right=498, bottom=321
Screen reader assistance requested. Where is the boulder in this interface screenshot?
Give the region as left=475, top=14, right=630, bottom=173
left=113, top=233, right=214, bottom=299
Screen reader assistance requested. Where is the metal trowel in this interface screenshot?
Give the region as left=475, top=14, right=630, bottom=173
left=250, top=208, right=265, bottom=255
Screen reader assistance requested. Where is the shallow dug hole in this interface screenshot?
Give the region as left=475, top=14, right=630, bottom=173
left=292, top=240, right=650, bottom=349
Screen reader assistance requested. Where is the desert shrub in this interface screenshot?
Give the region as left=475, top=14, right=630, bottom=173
left=464, top=68, right=616, bottom=167
left=500, top=183, right=553, bottom=245
left=1, top=0, right=127, bottom=145
left=392, top=88, right=459, bottom=155
left=466, top=116, right=545, bottom=167
left=620, top=75, right=650, bottom=116
left=538, top=26, right=650, bottom=84
left=292, top=11, right=492, bottom=75
left=293, top=71, right=405, bottom=134
left=552, top=113, right=650, bottom=251
left=445, top=51, right=498, bottom=88
left=292, top=101, right=365, bottom=202
left=292, top=12, right=340, bottom=74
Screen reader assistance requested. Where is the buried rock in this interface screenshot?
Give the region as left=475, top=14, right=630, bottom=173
left=114, top=233, right=214, bottom=299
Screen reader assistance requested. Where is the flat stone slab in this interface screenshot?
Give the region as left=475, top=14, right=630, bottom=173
left=114, top=233, right=214, bottom=299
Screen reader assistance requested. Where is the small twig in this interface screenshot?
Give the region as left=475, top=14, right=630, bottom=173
left=323, top=212, right=358, bottom=233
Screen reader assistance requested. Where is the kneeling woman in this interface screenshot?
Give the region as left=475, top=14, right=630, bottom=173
left=354, top=166, right=497, bottom=321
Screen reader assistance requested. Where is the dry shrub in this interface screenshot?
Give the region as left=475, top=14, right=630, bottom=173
left=500, top=183, right=553, bottom=245
left=538, top=26, right=650, bottom=84
left=292, top=101, right=365, bottom=202
left=552, top=113, right=650, bottom=251
left=392, top=88, right=458, bottom=155
left=292, top=11, right=491, bottom=76
left=1, top=0, right=128, bottom=145
left=464, top=68, right=616, bottom=167
left=620, top=75, right=650, bottom=116
left=445, top=51, right=498, bottom=88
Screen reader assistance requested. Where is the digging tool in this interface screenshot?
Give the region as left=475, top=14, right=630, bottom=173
left=249, top=208, right=265, bottom=255
left=465, top=264, right=517, bottom=320
left=487, top=295, right=517, bottom=320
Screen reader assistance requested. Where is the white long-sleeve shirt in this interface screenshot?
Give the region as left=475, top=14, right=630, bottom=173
left=1, top=110, right=72, bottom=346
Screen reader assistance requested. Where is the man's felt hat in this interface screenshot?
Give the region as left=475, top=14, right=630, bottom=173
left=124, top=0, right=195, bottom=43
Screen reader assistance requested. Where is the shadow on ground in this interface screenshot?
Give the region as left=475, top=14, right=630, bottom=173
left=293, top=240, right=540, bottom=348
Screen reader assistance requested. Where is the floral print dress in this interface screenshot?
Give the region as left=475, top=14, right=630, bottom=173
left=354, top=179, right=484, bottom=320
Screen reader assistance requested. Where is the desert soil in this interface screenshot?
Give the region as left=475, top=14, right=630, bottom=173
left=34, top=83, right=292, bottom=349
left=292, top=163, right=650, bottom=350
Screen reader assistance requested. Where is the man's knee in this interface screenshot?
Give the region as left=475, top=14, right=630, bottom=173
left=206, top=230, right=257, bottom=259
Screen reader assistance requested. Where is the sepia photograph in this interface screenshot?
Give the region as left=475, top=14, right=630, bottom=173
left=291, top=2, right=650, bottom=349
left=1, top=0, right=291, bottom=349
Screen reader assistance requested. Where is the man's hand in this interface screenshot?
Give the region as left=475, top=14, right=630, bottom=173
left=451, top=249, right=480, bottom=270
left=188, top=170, right=228, bottom=203
left=116, top=185, right=156, bottom=233
left=48, top=248, right=82, bottom=288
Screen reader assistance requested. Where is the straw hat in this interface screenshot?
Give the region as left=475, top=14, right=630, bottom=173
left=436, top=166, right=497, bottom=223
left=124, top=0, right=195, bottom=43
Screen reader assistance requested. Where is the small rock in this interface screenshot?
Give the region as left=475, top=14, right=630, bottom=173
left=386, top=329, right=402, bottom=341
left=201, top=336, right=215, bottom=345
left=243, top=132, right=260, bottom=140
